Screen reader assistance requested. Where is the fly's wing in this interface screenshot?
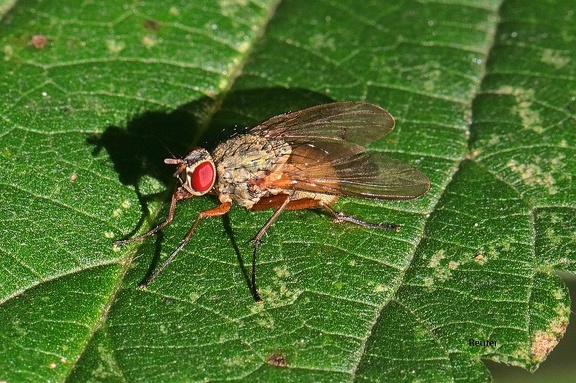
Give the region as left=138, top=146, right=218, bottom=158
left=276, top=145, right=430, bottom=200
left=254, top=102, right=430, bottom=200
left=251, top=102, right=395, bottom=154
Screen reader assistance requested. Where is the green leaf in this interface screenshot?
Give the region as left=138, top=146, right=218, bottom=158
left=0, top=0, right=574, bottom=382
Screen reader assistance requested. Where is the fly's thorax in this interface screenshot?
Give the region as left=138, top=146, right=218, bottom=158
left=212, top=133, right=292, bottom=208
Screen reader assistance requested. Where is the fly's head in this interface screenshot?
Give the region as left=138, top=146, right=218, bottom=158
left=164, top=148, right=216, bottom=196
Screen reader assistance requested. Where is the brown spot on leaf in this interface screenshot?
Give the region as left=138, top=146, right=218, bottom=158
left=531, top=319, right=568, bottom=362
left=266, top=353, right=287, bottom=367
left=144, top=19, right=161, bottom=31
left=30, top=35, right=48, bottom=49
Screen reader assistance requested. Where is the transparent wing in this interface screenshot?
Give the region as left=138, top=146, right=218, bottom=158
left=253, top=102, right=429, bottom=200
left=251, top=102, right=395, bottom=154
left=272, top=144, right=430, bottom=200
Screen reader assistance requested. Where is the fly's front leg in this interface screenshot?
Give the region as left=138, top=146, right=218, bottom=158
left=114, top=187, right=192, bottom=246
left=140, top=202, right=232, bottom=287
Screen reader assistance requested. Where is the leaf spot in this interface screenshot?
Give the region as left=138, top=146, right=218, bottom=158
left=106, top=39, right=126, bottom=54
left=497, top=86, right=543, bottom=133
left=540, top=48, right=570, bottom=69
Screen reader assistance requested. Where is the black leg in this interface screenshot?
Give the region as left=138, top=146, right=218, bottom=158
left=250, top=195, right=291, bottom=302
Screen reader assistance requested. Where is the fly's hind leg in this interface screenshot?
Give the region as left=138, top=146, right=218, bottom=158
left=249, top=194, right=292, bottom=302
left=248, top=195, right=399, bottom=302
left=255, top=196, right=400, bottom=231
left=321, top=203, right=400, bottom=231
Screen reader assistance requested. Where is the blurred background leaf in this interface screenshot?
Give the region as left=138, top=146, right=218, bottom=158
left=0, top=0, right=574, bottom=382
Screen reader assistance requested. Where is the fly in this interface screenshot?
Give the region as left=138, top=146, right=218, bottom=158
left=114, top=102, right=430, bottom=302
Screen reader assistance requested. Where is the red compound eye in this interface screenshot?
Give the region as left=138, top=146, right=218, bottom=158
left=191, top=161, right=215, bottom=193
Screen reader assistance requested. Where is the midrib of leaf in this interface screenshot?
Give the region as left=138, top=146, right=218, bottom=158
left=64, top=0, right=286, bottom=379
left=0, top=0, right=16, bottom=17
left=191, top=0, right=284, bottom=139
